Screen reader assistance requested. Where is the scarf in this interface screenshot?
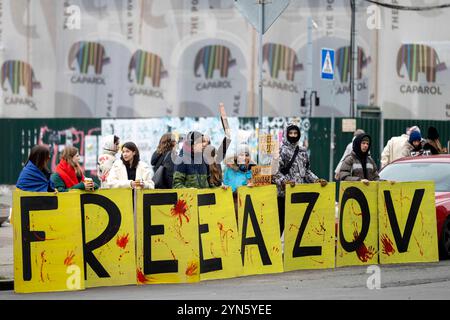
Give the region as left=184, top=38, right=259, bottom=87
left=56, top=159, right=84, bottom=188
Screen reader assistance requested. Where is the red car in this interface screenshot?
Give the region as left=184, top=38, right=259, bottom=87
left=379, top=155, right=450, bottom=259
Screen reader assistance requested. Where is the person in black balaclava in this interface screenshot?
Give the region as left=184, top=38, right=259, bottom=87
left=273, top=122, right=328, bottom=236
left=338, top=133, right=380, bottom=184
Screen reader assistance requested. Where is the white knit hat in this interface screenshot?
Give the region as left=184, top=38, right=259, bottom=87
left=237, top=143, right=250, bottom=155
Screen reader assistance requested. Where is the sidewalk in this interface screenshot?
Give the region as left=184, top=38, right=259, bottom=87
left=0, top=185, right=13, bottom=282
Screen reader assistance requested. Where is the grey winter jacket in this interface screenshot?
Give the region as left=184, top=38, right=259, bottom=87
left=338, top=151, right=380, bottom=181
left=272, top=123, right=318, bottom=197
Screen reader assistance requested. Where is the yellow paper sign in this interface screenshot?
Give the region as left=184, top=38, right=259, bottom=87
left=337, top=182, right=379, bottom=267
left=13, top=190, right=85, bottom=293
left=81, top=189, right=136, bottom=288
left=378, top=181, right=438, bottom=264
left=198, top=188, right=243, bottom=281
left=136, top=189, right=200, bottom=284
left=284, top=183, right=336, bottom=271
left=237, top=185, right=283, bottom=276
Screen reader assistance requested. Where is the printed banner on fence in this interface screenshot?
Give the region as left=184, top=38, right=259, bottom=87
left=284, top=183, right=336, bottom=271
left=337, top=182, right=379, bottom=267
left=378, top=181, right=439, bottom=264
left=80, top=189, right=136, bottom=288
left=136, top=189, right=200, bottom=284
left=237, top=185, right=283, bottom=276
left=198, top=188, right=243, bottom=281
left=13, top=190, right=85, bottom=293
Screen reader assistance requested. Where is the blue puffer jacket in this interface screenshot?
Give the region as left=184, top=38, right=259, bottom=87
left=223, top=157, right=253, bottom=192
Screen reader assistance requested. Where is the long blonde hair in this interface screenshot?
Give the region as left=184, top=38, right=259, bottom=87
left=61, top=146, right=82, bottom=178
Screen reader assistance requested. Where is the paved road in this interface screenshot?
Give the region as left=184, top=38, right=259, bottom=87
left=1, top=259, right=450, bottom=300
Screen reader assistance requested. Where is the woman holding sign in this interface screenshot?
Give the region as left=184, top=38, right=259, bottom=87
left=51, top=146, right=98, bottom=192
left=107, top=142, right=154, bottom=189
left=338, top=133, right=380, bottom=184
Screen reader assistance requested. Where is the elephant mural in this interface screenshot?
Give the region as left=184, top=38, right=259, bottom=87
left=68, top=41, right=110, bottom=75
left=1, top=60, right=41, bottom=97
left=396, top=44, right=447, bottom=82
left=128, top=50, right=168, bottom=87
left=335, top=46, right=371, bottom=83
left=194, top=45, right=236, bottom=79
left=262, top=43, right=303, bottom=81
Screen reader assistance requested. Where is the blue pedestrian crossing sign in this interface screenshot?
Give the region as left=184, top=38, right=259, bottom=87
left=321, top=48, right=335, bottom=80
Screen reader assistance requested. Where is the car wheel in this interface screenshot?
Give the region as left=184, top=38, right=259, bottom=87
left=439, top=217, right=450, bottom=259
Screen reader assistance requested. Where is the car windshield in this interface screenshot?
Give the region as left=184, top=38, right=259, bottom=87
left=379, top=162, right=450, bottom=192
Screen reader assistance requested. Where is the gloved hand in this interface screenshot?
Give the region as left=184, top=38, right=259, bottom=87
left=361, top=179, right=370, bottom=186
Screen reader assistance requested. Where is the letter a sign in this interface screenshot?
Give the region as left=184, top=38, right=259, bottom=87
left=321, top=48, right=335, bottom=80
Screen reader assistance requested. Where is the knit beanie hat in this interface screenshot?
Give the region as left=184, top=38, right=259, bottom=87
left=409, top=130, right=422, bottom=143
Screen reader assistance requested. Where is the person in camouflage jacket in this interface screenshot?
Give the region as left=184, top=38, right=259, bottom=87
left=272, top=123, right=327, bottom=235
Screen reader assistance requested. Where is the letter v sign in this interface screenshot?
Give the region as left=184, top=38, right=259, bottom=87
left=383, top=189, right=425, bottom=253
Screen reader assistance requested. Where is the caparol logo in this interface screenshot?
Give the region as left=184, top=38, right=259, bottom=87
left=128, top=50, right=168, bottom=87
left=335, top=46, right=371, bottom=83
left=397, top=43, right=447, bottom=96
left=263, top=43, right=303, bottom=81
left=128, top=49, right=167, bottom=99
left=68, top=41, right=110, bottom=75
left=194, top=44, right=236, bottom=91
left=194, top=45, right=236, bottom=79
left=1, top=60, right=41, bottom=96
left=68, top=41, right=110, bottom=85
left=397, top=44, right=446, bottom=82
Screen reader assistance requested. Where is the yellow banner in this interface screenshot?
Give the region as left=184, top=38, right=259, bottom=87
left=284, top=183, right=336, bottom=271
left=13, top=190, right=85, bottom=293
left=81, top=189, right=136, bottom=288
left=378, top=181, right=438, bottom=264
left=198, top=188, right=243, bottom=281
left=337, top=182, right=379, bottom=267
left=237, top=185, right=283, bottom=276
left=136, top=189, right=200, bottom=284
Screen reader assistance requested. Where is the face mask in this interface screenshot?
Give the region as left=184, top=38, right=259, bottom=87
left=287, top=134, right=300, bottom=144
left=239, top=164, right=247, bottom=172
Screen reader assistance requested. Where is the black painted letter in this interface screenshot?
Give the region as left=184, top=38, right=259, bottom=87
left=80, top=193, right=122, bottom=279
left=20, top=196, right=57, bottom=281
left=291, top=192, right=322, bottom=257
left=240, top=195, right=271, bottom=265
left=384, top=189, right=424, bottom=253
left=339, top=187, right=371, bottom=252
left=143, top=193, right=178, bottom=274
left=198, top=193, right=222, bottom=274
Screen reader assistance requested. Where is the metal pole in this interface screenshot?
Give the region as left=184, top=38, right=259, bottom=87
left=329, top=113, right=335, bottom=181
left=306, top=17, right=313, bottom=117
left=350, top=0, right=357, bottom=117
left=258, top=1, right=264, bottom=129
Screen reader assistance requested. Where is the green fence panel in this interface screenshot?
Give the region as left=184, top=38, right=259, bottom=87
left=308, top=118, right=331, bottom=181
left=1, top=119, right=101, bottom=184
